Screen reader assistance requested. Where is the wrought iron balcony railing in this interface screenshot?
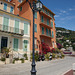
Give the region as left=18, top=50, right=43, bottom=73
left=0, top=24, right=24, bottom=36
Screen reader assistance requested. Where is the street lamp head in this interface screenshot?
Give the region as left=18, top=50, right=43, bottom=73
left=36, top=0, right=43, bottom=11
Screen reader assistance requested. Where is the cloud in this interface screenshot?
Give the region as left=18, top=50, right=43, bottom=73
left=69, top=8, right=75, bottom=11
left=54, top=15, right=60, bottom=18
left=60, top=10, right=67, bottom=13
left=60, top=16, right=75, bottom=21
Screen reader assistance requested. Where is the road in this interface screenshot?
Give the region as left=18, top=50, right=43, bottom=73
left=0, top=56, right=75, bottom=75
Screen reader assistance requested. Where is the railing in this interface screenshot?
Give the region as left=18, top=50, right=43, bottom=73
left=40, top=31, right=53, bottom=38
left=41, top=9, right=52, bottom=18
left=0, top=24, right=24, bottom=36
left=40, top=20, right=53, bottom=28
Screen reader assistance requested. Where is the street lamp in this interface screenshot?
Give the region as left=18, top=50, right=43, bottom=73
left=26, top=0, right=43, bottom=75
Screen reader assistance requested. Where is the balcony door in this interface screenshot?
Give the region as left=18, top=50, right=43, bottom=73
left=1, top=37, right=8, bottom=52
left=3, top=17, right=9, bottom=31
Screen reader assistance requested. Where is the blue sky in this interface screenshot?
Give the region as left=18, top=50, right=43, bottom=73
left=41, top=0, right=75, bottom=31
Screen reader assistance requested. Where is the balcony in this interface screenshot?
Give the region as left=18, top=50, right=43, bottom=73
left=40, top=10, right=52, bottom=19
left=40, top=21, right=53, bottom=29
left=0, top=24, right=24, bottom=36
left=40, top=32, right=53, bottom=39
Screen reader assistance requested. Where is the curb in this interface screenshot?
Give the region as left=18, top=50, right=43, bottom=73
left=61, top=69, right=72, bottom=75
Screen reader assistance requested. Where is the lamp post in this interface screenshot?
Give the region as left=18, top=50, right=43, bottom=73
left=26, top=0, right=43, bottom=75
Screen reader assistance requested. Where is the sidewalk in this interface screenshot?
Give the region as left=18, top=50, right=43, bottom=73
left=64, top=70, right=73, bottom=75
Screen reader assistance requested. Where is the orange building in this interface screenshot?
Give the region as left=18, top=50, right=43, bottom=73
left=10, top=0, right=57, bottom=52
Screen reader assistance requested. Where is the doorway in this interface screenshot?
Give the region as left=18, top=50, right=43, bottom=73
left=1, top=37, right=8, bottom=52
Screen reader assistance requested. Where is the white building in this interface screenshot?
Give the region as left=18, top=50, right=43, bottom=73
left=0, top=0, right=30, bottom=59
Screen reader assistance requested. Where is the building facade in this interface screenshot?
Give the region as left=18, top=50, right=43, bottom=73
left=0, top=0, right=57, bottom=58
left=17, top=0, right=57, bottom=51
left=9, top=0, right=57, bottom=51
left=0, top=0, right=30, bottom=59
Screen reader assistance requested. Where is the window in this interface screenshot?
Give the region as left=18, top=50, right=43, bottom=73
left=34, top=24, right=37, bottom=32
left=51, top=21, right=53, bottom=27
left=3, top=17, right=9, bottom=31
left=4, top=3, right=7, bottom=10
left=20, top=7, right=22, bottom=11
left=13, top=38, right=19, bottom=51
left=42, top=27, right=44, bottom=34
left=18, top=0, right=22, bottom=3
left=47, top=19, right=49, bottom=25
left=24, top=23, right=28, bottom=35
left=49, top=30, right=51, bottom=36
left=46, top=28, right=49, bottom=36
left=52, top=31, right=54, bottom=38
left=23, top=40, right=28, bottom=51
left=10, top=6, right=13, bottom=13
left=41, top=16, right=44, bottom=22
left=34, top=12, right=37, bottom=19
left=14, top=20, right=19, bottom=33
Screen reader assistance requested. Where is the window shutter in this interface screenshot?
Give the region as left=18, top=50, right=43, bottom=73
left=34, top=24, right=37, bottom=32
left=24, top=23, right=28, bottom=35
left=23, top=40, right=28, bottom=51
left=13, top=38, right=18, bottom=51
left=42, top=27, right=44, bottom=34
left=35, top=12, right=37, bottom=19
left=49, top=30, right=51, bottom=36
left=52, top=31, right=54, bottom=38
left=51, top=21, right=53, bottom=27
left=15, top=20, right=19, bottom=33
left=3, top=17, right=9, bottom=31
left=46, top=28, right=49, bottom=36
left=10, top=6, right=13, bottom=13
left=4, top=3, right=7, bottom=10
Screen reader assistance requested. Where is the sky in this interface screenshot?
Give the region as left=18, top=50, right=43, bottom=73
left=40, top=0, right=75, bottom=31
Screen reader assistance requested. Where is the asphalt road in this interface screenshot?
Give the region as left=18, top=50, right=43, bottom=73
left=0, top=56, right=75, bottom=75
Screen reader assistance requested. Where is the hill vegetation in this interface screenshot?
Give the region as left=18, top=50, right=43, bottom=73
left=56, top=27, right=75, bottom=51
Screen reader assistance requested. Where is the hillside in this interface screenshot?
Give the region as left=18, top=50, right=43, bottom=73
left=56, top=27, right=75, bottom=51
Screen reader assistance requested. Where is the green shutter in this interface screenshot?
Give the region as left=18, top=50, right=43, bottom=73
left=52, top=31, right=54, bottom=38
left=41, top=16, right=44, bottom=22
left=20, top=7, right=22, bottom=11
left=46, top=28, right=48, bottom=36
left=42, top=27, right=44, bottom=34
left=15, top=20, right=19, bottom=33
left=34, top=24, right=37, bottom=32
left=47, top=19, right=49, bottom=25
left=51, top=21, right=53, bottom=27
left=35, top=12, right=37, bottom=19
left=13, top=38, right=19, bottom=51
left=49, top=30, right=51, bottom=36
left=24, top=23, right=28, bottom=35
left=23, top=40, right=28, bottom=51
left=3, top=17, right=9, bottom=31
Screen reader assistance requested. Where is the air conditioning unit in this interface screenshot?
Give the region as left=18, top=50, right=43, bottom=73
left=0, top=1, right=3, bottom=5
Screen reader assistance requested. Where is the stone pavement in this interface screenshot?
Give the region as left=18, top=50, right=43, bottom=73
left=0, top=56, right=75, bottom=75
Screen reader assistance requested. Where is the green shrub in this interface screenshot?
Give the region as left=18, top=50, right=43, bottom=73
left=12, top=60, right=15, bottom=64
left=45, top=54, right=49, bottom=60
left=20, top=58, right=24, bottom=63
left=1, top=57, right=6, bottom=61
left=14, top=58, right=19, bottom=61
left=23, top=53, right=28, bottom=60
left=57, top=55, right=59, bottom=58
left=52, top=53, right=55, bottom=58
left=30, top=51, right=39, bottom=62
left=61, top=54, right=65, bottom=58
